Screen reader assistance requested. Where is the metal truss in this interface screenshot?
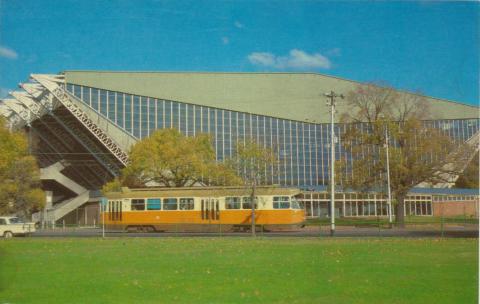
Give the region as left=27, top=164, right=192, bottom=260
left=2, top=98, right=33, bottom=126
left=51, top=109, right=121, bottom=176
left=16, top=79, right=122, bottom=177
left=0, top=101, right=25, bottom=130
left=2, top=77, right=123, bottom=182
left=4, top=74, right=128, bottom=177
left=0, top=73, right=133, bottom=222
left=30, top=74, right=129, bottom=167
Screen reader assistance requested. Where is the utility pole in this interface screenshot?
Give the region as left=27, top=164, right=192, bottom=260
left=325, top=91, right=343, bottom=236
left=324, top=91, right=344, bottom=236
left=385, top=125, right=393, bottom=225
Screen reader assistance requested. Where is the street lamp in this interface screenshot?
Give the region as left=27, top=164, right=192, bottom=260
left=324, top=91, right=344, bottom=236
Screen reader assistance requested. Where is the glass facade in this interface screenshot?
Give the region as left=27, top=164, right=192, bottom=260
left=66, top=83, right=480, bottom=188
left=299, top=192, right=437, bottom=218
left=299, top=192, right=479, bottom=218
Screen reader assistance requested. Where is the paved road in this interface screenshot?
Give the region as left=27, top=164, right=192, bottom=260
left=31, top=227, right=478, bottom=238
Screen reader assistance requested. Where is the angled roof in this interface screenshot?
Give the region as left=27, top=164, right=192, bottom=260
left=409, top=187, right=479, bottom=196
left=301, top=185, right=479, bottom=195
left=64, top=71, right=478, bottom=123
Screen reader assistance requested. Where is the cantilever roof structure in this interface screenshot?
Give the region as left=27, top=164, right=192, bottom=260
left=65, top=71, right=479, bottom=123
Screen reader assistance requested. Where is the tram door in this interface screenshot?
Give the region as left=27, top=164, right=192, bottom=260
left=108, top=200, right=123, bottom=223
left=200, top=198, right=220, bottom=223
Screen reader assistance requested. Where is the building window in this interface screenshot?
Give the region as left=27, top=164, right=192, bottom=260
left=124, top=94, right=132, bottom=133
left=99, top=90, right=108, bottom=117
left=83, top=86, right=90, bottom=106
left=141, top=97, right=149, bottom=138
left=133, top=95, right=141, bottom=138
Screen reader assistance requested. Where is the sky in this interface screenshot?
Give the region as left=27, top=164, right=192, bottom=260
left=0, top=0, right=478, bottom=106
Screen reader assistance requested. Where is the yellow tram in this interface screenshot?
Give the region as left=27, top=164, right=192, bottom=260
left=101, top=186, right=305, bottom=231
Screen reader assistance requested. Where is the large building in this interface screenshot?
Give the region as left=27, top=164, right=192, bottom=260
left=0, top=71, right=478, bottom=224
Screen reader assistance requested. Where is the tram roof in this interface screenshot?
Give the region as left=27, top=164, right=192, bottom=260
left=106, top=186, right=301, bottom=199
left=64, top=70, right=478, bottom=123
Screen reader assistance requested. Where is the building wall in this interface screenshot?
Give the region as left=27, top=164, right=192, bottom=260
left=66, top=83, right=480, bottom=189
left=433, top=200, right=479, bottom=217
left=299, top=192, right=436, bottom=218
left=60, top=203, right=100, bottom=226
left=300, top=192, right=479, bottom=218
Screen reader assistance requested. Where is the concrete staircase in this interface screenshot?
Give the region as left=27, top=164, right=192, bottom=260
left=33, top=162, right=91, bottom=223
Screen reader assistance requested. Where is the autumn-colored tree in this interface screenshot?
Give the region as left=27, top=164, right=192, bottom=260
left=0, top=118, right=45, bottom=217
left=227, top=138, right=277, bottom=236
left=338, top=83, right=468, bottom=227
left=103, top=128, right=242, bottom=192
left=454, top=152, right=479, bottom=189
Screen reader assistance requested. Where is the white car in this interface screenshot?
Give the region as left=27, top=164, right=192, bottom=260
left=0, top=216, right=36, bottom=238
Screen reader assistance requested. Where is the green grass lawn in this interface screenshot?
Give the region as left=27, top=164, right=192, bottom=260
left=0, top=237, right=477, bottom=303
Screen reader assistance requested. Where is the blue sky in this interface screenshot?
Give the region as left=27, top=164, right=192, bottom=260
left=0, top=0, right=478, bottom=105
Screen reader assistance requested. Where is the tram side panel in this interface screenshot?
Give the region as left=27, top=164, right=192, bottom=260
left=101, top=194, right=305, bottom=231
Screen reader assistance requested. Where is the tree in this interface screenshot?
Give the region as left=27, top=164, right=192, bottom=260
left=228, top=138, right=277, bottom=236
left=104, top=128, right=242, bottom=191
left=338, top=83, right=467, bottom=227
left=454, top=152, right=479, bottom=189
left=0, top=118, right=45, bottom=217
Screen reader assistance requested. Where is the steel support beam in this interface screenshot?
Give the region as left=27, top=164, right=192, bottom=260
left=18, top=83, right=121, bottom=176
left=30, top=74, right=129, bottom=166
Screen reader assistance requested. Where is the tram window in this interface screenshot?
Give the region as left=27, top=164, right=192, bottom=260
left=147, top=198, right=161, bottom=210
left=179, top=198, right=194, bottom=210
left=273, top=196, right=290, bottom=209
left=225, top=197, right=241, bottom=209
left=242, top=197, right=258, bottom=209
left=291, top=197, right=302, bottom=209
left=164, top=198, right=178, bottom=210
left=131, top=199, right=145, bottom=211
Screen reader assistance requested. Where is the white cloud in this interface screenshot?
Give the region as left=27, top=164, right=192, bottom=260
left=0, top=46, right=18, bottom=60
left=248, top=49, right=331, bottom=70
left=234, top=21, right=244, bottom=29
left=222, top=37, right=229, bottom=45
left=248, top=52, right=276, bottom=67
